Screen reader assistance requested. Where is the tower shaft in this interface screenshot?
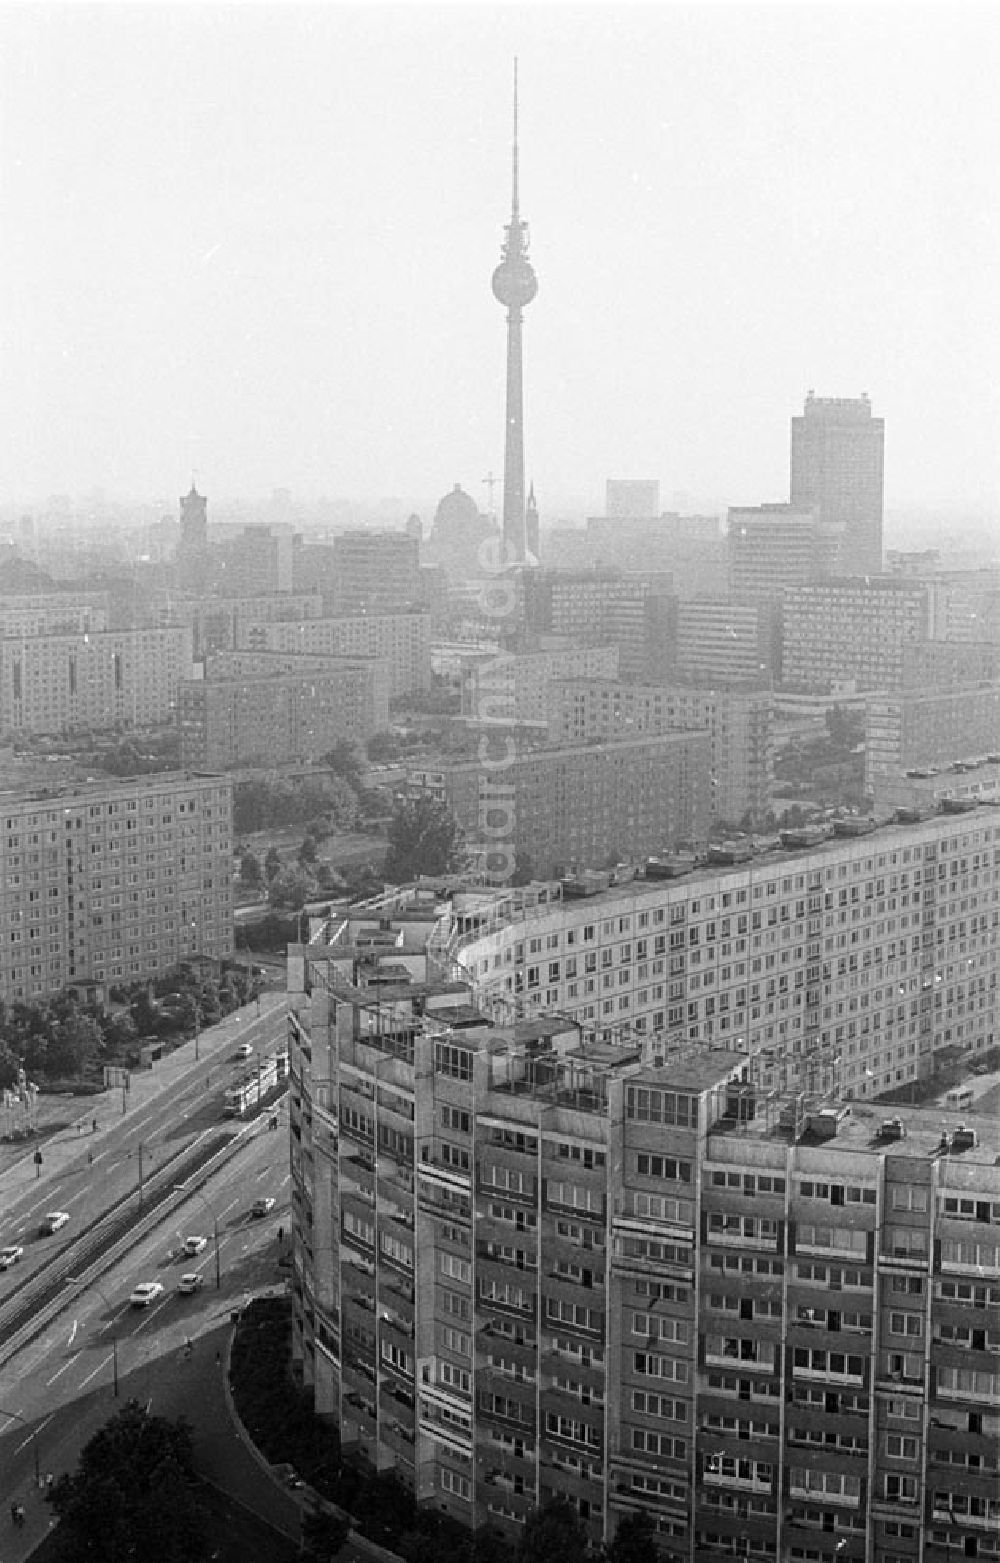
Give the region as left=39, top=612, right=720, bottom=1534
left=502, top=305, right=527, bottom=563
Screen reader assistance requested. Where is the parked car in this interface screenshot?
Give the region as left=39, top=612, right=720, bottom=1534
left=177, top=1272, right=204, bottom=1295
left=130, top=1281, right=164, bottom=1308
left=39, top=1211, right=70, bottom=1236
left=0, top=1245, right=25, bottom=1269
left=183, top=1235, right=207, bottom=1256
left=235, top=1043, right=254, bottom=1060
left=251, top=1196, right=275, bottom=1217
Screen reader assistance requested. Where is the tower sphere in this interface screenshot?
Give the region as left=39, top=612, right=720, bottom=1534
left=492, top=256, right=538, bottom=310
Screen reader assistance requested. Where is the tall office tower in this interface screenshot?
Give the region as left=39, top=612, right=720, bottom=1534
left=491, top=62, right=538, bottom=566
left=179, top=483, right=207, bottom=552
left=790, top=393, right=885, bottom=576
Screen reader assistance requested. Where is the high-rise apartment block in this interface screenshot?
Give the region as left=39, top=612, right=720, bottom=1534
left=0, top=593, right=109, bottom=638
left=464, top=646, right=620, bottom=726
left=727, top=505, right=840, bottom=605
left=542, top=574, right=676, bottom=682
left=545, top=681, right=773, bottom=826
left=289, top=886, right=1000, bottom=1561
left=865, top=685, right=1000, bottom=802
left=236, top=611, right=432, bottom=698
left=0, top=772, right=232, bottom=1004
left=177, top=651, right=389, bottom=771
left=329, top=531, right=422, bottom=613
left=781, top=580, right=931, bottom=693
left=790, top=394, right=885, bottom=577
left=407, top=731, right=710, bottom=880
left=673, top=602, right=770, bottom=688
left=0, top=626, right=194, bottom=737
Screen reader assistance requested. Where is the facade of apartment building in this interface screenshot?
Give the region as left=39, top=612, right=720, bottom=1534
left=329, top=531, right=422, bottom=613
left=546, top=575, right=677, bottom=682
left=177, top=652, right=389, bottom=770
left=0, top=626, right=194, bottom=737
left=444, top=806, right=1000, bottom=1101
left=544, top=680, right=774, bottom=827
left=900, top=640, right=1000, bottom=692
left=781, top=581, right=931, bottom=693
left=673, top=601, right=770, bottom=688
left=236, top=611, right=431, bottom=697
left=727, top=504, right=835, bottom=605
left=407, top=731, right=711, bottom=880
left=0, top=772, right=233, bottom=1004
left=865, top=685, right=1000, bottom=800
left=465, top=646, right=620, bottom=727
left=288, top=919, right=999, bottom=1563
left=0, top=593, right=110, bottom=638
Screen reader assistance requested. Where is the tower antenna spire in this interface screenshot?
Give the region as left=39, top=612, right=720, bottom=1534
left=511, top=57, right=519, bottom=221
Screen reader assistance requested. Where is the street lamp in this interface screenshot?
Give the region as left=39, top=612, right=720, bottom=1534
left=173, top=1183, right=221, bottom=1290
left=0, top=1405, right=41, bottom=1486
left=65, top=1276, right=119, bottom=1397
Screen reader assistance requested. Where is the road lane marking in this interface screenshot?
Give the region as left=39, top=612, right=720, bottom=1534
left=46, top=1350, right=82, bottom=1386
left=67, top=1319, right=78, bottom=1346
left=79, top=1353, right=113, bottom=1389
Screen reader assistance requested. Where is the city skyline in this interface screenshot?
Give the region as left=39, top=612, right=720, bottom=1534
left=2, top=4, right=998, bottom=517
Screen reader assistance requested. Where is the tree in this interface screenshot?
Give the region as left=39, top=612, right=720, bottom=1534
left=385, top=795, right=460, bottom=882
left=269, top=868, right=310, bottom=911
left=264, top=845, right=283, bottom=881
left=510, top=849, right=534, bottom=886
left=323, top=738, right=365, bottom=792
left=46, top=1010, right=103, bottom=1078
left=603, top=1510, right=659, bottom=1563
left=300, top=1504, right=351, bottom=1562
left=298, top=834, right=318, bottom=866
left=239, top=850, right=262, bottom=887
left=46, top=1401, right=209, bottom=1563
left=516, top=1498, right=589, bottom=1563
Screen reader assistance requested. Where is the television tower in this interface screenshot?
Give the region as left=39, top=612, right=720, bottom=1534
left=491, top=60, right=538, bottom=566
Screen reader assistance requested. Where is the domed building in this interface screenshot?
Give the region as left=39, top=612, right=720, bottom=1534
left=424, top=483, right=499, bottom=581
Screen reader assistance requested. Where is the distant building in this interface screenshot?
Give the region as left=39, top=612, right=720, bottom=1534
left=0, top=592, right=109, bottom=638
left=727, top=503, right=837, bottom=604
left=330, top=530, right=422, bottom=614
left=900, top=640, right=1000, bottom=692
left=545, top=680, right=774, bottom=826
left=212, top=524, right=295, bottom=596
left=407, top=730, right=710, bottom=878
left=424, top=485, right=500, bottom=581
left=237, top=610, right=431, bottom=698
left=178, top=651, right=388, bottom=770
left=605, top=478, right=660, bottom=518
left=865, top=682, right=1000, bottom=798
left=465, top=645, right=620, bottom=726
left=0, top=626, right=193, bottom=737
left=781, top=578, right=931, bottom=693
left=545, top=573, right=676, bottom=682
left=674, top=600, right=770, bottom=687
left=790, top=392, right=884, bottom=576
left=0, top=772, right=232, bottom=1003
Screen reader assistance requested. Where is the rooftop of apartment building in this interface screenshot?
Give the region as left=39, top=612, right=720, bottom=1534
left=0, top=768, right=229, bottom=807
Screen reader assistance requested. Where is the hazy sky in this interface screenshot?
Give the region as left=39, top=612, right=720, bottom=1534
left=2, top=3, right=998, bottom=519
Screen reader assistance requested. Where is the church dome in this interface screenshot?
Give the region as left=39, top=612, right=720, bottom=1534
left=433, top=484, right=481, bottom=533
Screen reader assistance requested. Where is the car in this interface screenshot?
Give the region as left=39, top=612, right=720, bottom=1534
left=177, top=1272, right=204, bottom=1295
left=0, top=1245, right=25, bottom=1269
left=130, top=1281, right=165, bottom=1308
left=182, top=1235, right=207, bottom=1256
left=39, top=1211, right=70, bottom=1236
left=250, top=1196, right=275, bottom=1217
left=235, top=1043, right=254, bottom=1060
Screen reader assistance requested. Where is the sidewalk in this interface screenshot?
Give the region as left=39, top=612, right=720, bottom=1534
left=0, top=992, right=288, bottom=1203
